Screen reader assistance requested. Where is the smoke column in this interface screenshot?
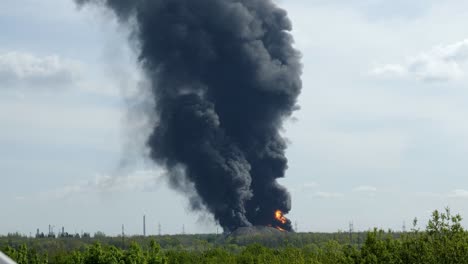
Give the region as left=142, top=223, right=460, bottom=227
left=76, top=0, right=302, bottom=232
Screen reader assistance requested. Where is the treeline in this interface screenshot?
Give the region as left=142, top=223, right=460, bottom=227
left=3, top=208, right=468, bottom=264
left=0, top=232, right=369, bottom=253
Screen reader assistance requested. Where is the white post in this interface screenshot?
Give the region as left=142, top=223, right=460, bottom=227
left=0, top=251, right=17, bottom=264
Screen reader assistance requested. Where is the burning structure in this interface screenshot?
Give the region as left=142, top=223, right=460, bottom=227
left=76, top=0, right=302, bottom=233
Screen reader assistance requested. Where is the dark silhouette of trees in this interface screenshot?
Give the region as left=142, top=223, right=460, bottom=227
left=3, top=209, right=468, bottom=264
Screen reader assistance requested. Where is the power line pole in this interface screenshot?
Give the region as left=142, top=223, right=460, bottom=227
left=349, top=221, right=354, bottom=244
left=158, top=222, right=161, bottom=236
left=121, top=224, right=125, bottom=247
left=143, top=215, right=146, bottom=237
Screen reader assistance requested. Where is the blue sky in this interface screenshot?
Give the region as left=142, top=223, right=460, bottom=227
left=2, top=0, right=468, bottom=236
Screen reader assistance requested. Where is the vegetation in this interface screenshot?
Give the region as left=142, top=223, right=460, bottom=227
left=3, top=208, right=468, bottom=264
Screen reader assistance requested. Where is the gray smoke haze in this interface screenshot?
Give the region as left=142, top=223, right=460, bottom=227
left=76, top=0, right=302, bottom=232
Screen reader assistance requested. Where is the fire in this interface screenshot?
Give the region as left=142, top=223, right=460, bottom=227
left=271, top=210, right=289, bottom=232
left=274, top=210, right=287, bottom=224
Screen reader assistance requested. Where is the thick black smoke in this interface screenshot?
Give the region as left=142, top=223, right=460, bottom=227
left=76, top=0, right=302, bottom=232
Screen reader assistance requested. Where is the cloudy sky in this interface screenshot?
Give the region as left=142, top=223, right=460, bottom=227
left=2, top=0, right=468, bottom=236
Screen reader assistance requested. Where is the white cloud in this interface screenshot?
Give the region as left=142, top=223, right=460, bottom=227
left=41, top=169, right=164, bottom=199
left=0, top=51, right=137, bottom=97
left=0, top=51, right=82, bottom=89
left=314, top=191, right=344, bottom=199
left=353, top=185, right=377, bottom=192
left=448, top=189, right=468, bottom=198
left=371, top=39, right=468, bottom=82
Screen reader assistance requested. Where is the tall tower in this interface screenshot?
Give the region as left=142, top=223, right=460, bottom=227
left=121, top=224, right=125, bottom=247
left=143, top=215, right=146, bottom=237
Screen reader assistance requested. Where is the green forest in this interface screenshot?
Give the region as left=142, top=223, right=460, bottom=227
left=3, top=208, right=468, bottom=264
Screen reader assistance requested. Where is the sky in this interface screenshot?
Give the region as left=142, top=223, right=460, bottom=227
left=2, top=0, right=468, bottom=236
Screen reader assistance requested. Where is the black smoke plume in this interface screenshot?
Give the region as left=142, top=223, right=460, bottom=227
left=76, top=0, right=302, bottom=232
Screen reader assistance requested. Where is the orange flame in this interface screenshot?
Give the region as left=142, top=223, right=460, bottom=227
left=274, top=210, right=287, bottom=224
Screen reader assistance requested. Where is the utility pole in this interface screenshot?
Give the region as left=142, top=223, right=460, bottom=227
left=49, top=225, right=55, bottom=237
left=158, top=222, right=161, bottom=236
left=121, top=224, right=125, bottom=247
left=402, top=221, right=406, bottom=233
left=349, top=221, right=354, bottom=245
left=182, top=224, right=185, bottom=235
left=143, top=215, right=146, bottom=237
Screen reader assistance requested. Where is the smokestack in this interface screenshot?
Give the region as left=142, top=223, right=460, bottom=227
left=76, top=0, right=301, bottom=232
